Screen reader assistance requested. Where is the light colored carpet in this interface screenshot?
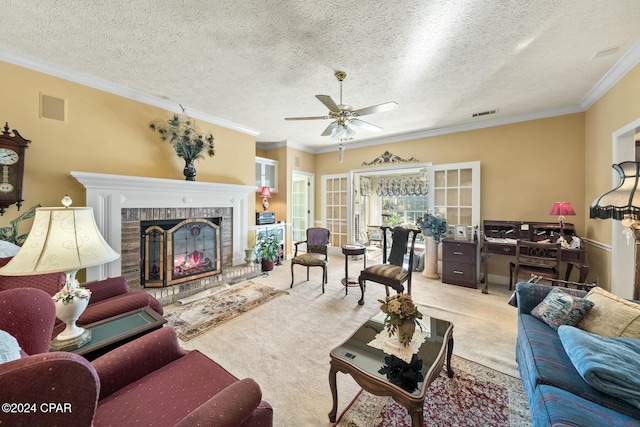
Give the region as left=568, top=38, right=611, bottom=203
left=177, top=255, right=522, bottom=427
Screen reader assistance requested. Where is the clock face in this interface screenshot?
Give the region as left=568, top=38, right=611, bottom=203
left=0, top=148, right=19, bottom=165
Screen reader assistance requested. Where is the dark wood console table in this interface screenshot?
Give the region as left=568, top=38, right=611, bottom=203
left=480, top=220, right=588, bottom=294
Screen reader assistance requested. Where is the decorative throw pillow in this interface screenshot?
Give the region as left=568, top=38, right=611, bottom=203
left=577, top=286, right=640, bottom=338
left=0, top=330, right=22, bottom=364
left=530, top=288, right=594, bottom=330
left=0, top=241, right=20, bottom=258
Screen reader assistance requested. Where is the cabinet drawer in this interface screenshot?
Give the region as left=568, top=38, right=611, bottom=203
left=442, top=262, right=477, bottom=288
left=442, top=240, right=476, bottom=263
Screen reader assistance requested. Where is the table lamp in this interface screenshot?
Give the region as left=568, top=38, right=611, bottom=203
left=0, top=196, right=120, bottom=350
left=549, top=201, right=575, bottom=241
left=258, top=185, right=272, bottom=211
left=590, top=162, right=640, bottom=300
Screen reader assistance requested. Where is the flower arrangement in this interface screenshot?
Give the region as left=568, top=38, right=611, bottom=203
left=149, top=113, right=215, bottom=161
left=378, top=294, right=423, bottom=347
left=53, top=286, right=91, bottom=305
left=416, top=212, right=448, bottom=243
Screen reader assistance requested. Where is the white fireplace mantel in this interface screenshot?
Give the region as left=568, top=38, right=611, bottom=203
left=71, top=171, right=256, bottom=281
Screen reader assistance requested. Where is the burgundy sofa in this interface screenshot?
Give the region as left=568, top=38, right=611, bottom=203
left=0, top=287, right=273, bottom=427
left=0, top=257, right=163, bottom=337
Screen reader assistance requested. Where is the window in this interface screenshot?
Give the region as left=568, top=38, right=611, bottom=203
left=380, top=195, right=428, bottom=227
left=429, top=161, right=480, bottom=229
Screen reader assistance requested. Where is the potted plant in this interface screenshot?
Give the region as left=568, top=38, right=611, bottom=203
left=256, top=232, right=281, bottom=272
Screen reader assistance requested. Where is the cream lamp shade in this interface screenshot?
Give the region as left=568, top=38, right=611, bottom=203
left=0, top=200, right=120, bottom=347
left=0, top=206, right=119, bottom=279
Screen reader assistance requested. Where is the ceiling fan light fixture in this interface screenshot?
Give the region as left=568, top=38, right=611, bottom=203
left=330, top=123, right=355, bottom=141
left=285, top=71, right=398, bottom=140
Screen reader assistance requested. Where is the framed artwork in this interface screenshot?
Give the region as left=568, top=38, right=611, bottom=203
left=454, top=225, right=467, bottom=240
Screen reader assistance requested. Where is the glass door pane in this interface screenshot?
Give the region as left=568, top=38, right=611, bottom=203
left=322, top=174, right=350, bottom=248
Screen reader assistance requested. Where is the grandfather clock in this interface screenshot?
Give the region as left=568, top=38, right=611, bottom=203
left=0, top=123, right=30, bottom=216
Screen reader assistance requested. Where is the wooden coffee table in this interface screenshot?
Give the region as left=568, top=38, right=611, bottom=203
left=328, top=309, right=454, bottom=426
left=58, top=307, right=166, bottom=360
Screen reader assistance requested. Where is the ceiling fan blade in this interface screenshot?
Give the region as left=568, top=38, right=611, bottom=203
left=321, top=122, right=338, bottom=136
left=284, top=116, right=329, bottom=121
left=352, top=101, right=399, bottom=117
left=316, top=95, right=341, bottom=113
left=350, top=118, right=382, bottom=132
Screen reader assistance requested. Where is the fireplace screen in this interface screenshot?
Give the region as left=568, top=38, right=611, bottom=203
left=141, top=218, right=221, bottom=287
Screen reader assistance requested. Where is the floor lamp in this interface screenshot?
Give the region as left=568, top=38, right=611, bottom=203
left=0, top=196, right=120, bottom=350
left=590, top=162, right=640, bottom=300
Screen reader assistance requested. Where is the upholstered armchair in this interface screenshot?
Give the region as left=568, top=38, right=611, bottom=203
left=0, top=257, right=163, bottom=338
left=290, top=227, right=330, bottom=292
left=0, top=288, right=273, bottom=427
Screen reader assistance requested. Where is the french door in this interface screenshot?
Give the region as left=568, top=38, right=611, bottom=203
left=322, top=173, right=351, bottom=252
left=291, top=171, right=314, bottom=243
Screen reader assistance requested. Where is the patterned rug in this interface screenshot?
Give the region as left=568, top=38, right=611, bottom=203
left=335, top=355, right=532, bottom=427
left=165, top=281, right=288, bottom=341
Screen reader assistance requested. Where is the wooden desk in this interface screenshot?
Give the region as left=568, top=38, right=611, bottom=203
left=480, top=220, right=588, bottom=294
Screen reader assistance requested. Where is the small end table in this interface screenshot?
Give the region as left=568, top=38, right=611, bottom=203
left=341, top=244, right=366, bottom=295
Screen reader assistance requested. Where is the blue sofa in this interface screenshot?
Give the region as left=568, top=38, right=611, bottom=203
left=515, top=282, right=640, bottom=426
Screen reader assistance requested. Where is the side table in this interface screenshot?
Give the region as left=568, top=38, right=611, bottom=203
left=56, top=307, right=167, bottom=360
left=341, top=244, right=366, bottom=295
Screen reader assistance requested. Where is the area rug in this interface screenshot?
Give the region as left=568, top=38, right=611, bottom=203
left=165, top=281, right=288, bottom=341
left=335, top=355, right=531, bottom=427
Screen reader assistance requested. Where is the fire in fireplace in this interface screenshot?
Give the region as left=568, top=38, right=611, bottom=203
left=141, top=217, right=221, bottom=287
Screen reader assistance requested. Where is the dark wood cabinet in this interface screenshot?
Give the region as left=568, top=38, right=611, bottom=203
left=442, top=238, right=477, bottom=288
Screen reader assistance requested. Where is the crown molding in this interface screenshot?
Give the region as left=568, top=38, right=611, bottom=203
left=580, top=39, right=640, bottom=110
left=0, top=47, right=260, bottom=137
left=311, top=105, right=583, bottom=154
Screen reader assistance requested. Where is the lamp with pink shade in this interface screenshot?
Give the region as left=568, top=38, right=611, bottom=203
left=258, top=186, right=272, bottom=211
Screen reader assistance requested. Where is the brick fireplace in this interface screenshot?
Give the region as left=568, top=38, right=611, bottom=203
left=71, top=171, right=261, bottom=304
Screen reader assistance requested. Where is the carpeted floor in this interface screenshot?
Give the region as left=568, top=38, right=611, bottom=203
left=175, top=254, right=525, bottom=427
left=336, top=355, right=531, bottom=427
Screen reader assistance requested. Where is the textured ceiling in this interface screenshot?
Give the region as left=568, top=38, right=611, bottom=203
left=1, top=0, right=640, bottom=152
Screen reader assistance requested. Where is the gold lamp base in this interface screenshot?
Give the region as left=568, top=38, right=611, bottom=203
left=50, top=329, right=92, bottom=351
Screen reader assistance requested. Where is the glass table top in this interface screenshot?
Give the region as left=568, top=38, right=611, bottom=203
left=330, top=309, right=452, bottom=395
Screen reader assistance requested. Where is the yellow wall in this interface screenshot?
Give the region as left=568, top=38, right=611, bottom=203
left=584, top=63, right=640, bottom=284
left=0, top=61, right=256, bottom=236
left=5, top=56, right=640, bottom=287
left=314, top=114, right=585, bottom=277
left=317, top=114, right=585, bottom=228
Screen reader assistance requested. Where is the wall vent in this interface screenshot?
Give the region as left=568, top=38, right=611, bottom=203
left=40, top=94, right=66, bottom=121
left=472, top=109, right=499, bottom=118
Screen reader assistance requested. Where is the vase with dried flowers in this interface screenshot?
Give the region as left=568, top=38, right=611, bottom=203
left=378, top=294, right=423, bottom=347
left=148, top=109, right=215, bottom=181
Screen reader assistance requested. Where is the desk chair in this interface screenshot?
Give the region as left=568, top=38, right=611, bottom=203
left=291, top=227, right=330, bottom=292
left=510, top=240, right=561, bottom=290
left=357, top=226, right=420, bottom=305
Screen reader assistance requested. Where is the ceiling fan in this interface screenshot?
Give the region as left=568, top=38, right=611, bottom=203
left=285, top=71, right=399, bottom=140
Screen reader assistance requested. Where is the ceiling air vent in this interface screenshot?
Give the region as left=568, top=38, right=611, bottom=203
left=592, top=46, right=619, bottom=60
left=472, top=109, right=499, bottom=118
